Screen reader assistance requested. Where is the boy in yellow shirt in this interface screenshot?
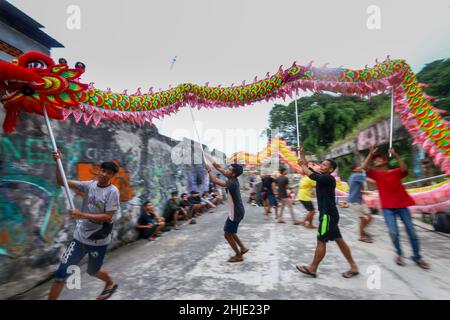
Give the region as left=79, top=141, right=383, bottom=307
left=297, top=175, right=317, bottom=228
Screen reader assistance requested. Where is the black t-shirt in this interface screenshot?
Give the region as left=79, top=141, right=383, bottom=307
left=163, top=199, right=180, bottom=218
left=276, top=175, right=289, bottom=199
left=179, top=199, right=191, bottom=208
left=188, top=196, right=201, bottom=205
left=309, top=168, right=338, bottom=217
left=262, top=177, right=275, bottom=195
left=137, top=212, right=157, bottom=235
left=138, top=212, right=157, bottom=225
left=226, top=179, right=245, bottom=222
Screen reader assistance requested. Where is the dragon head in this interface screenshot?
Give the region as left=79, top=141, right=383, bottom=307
left=0, top=51, right=88, bottom=133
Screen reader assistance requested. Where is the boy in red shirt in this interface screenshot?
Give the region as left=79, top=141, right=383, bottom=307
left=361, top=146, right=429, bottom=269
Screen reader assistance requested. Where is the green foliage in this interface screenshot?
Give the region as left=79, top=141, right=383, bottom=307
left=269, top=93, right=389, bottom=156
left=416, top=58, right=450, bottom=121
left=267, top=58, right=450, bottom=157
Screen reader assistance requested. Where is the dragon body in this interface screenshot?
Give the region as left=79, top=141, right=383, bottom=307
left=0, top=51, right=449, bottom=174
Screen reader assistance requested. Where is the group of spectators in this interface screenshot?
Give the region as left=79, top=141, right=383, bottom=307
left=135, top=189, right=224, bottom=241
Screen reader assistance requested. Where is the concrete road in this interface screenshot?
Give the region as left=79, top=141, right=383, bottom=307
left=15, top=201, right=450, bottom=300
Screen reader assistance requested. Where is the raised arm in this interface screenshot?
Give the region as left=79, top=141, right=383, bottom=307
left=297, top=147, right=314, bottom=177
left=390, top=148, right=408, bottom=173
left=205, top=154, right=227, bottom=176
left=205, top=164, right=227, bottom=188
left=361, top=145, right=378, bottom=170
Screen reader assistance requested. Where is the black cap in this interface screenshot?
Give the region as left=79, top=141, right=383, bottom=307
left=100, top=161, right=119, bottom=174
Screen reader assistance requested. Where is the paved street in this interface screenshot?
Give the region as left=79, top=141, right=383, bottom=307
left=16, top=201, right=450, bottom=300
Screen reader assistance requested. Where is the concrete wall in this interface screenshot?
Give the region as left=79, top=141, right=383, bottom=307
left=0, top=107, right=213, bottom=299
left=325, top=115, right=409, bottom=160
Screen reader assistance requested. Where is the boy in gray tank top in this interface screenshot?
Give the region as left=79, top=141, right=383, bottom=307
left=48, top=150, right=120, bottom=300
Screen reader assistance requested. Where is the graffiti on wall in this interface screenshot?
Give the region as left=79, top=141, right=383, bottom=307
left=76, top=161, right=134, bottom=201
left=187, top=166, right=210, bottom=194
left=0, top=175, right=64, bottom=257
left=1, top=136, right=84, bottom=165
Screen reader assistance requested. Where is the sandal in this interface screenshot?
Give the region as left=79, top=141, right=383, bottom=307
left=296, top=265, right=317, bottom=278
left=227, top=256, right=243, bottom=263
left=96, top=284, right=118, bottom=300
left=342, top=270, right=359, bottom=278
left=241, top=248, right=249, bottom=255
left=415, top=259, right=430, bottom=270
left=395, top=256, right=406, bottom=266
left=359, top=237, right=373, bottom=243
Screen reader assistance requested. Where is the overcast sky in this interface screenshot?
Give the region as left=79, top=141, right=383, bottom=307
left=9, top=0, right=450, bottom=155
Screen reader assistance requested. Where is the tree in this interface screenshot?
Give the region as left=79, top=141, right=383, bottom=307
left=416, top=58, right=450, bottom=121
left=268, top=93, right=388, bottom=155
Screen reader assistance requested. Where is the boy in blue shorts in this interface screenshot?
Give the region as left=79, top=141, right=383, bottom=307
left=205, top=159, right=249, bottom=262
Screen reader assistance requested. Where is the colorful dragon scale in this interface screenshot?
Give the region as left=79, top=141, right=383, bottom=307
left=0, top=51, right=448, bottom=173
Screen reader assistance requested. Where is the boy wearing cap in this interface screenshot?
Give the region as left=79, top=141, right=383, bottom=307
left=361, top=146, right=430, bottom=269
left=49, top=150, right=120, bottom=300
left=205, top=159, right=249, bottom=262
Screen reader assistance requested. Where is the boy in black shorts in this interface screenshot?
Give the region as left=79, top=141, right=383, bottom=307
left=205, top=158, right=249, bottom=263
left=295, top=147, right=359, bottom=278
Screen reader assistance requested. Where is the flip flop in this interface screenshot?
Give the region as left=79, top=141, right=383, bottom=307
left=241, top=248, right=249, bottom=255
left=359, top=237, right=373, bottom=243
left=296, top=265, right=317, bottom=278
left=342, top=271, right=359, bottom=278
left=227, top=256, right=243, bottom=263
left=415, top=259, right=430, bottom=270
left=96, top=284, right=118, bottom=300
left=395, top=257, right=406, bottom=266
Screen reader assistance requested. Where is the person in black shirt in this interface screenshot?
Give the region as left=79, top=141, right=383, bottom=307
left=180, top=193, right=198, bottom=224
left=205, top=156, right=249, bottom=263
left=295, top=147, right=359, bottom=279
left=261, top=173, right=278, bottom=219
left=135, top=201, right=166, bottom=240
left=163, top=191, right=182, bottom=230
left=188, top=191, right=206, bottom=217
left=276, top=167, right=301, bottom=225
